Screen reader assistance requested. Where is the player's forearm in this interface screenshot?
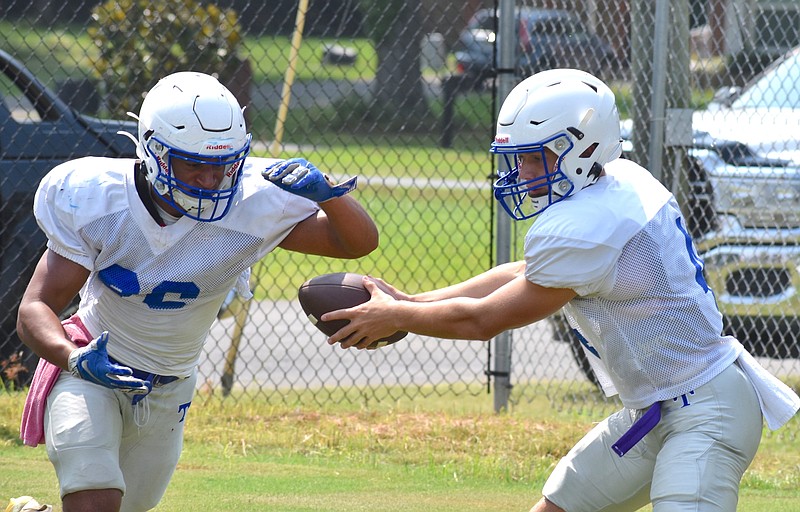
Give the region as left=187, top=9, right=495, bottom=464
left=412, top=261, right=526, bottom=302
left=393, top=297, right=503, bottom=341
left=318, top=195, right=379, bottom=257
left=17, top=302, right=75, bottom=371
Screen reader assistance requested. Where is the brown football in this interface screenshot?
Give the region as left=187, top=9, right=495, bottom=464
left=297, top=272, right=408, bottom=349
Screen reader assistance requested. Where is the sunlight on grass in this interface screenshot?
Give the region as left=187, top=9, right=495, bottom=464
left=245, top=143, right=498, bottom=301
left=243, top=36, right=378, bottom=83
left=252, top=140, right=495, bottom=182
left=1, top=387, right=798, bottom=511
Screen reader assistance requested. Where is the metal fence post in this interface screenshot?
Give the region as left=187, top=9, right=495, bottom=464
left=491, top=0, right=517, bottom=413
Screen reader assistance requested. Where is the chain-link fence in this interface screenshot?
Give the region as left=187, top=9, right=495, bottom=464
left=1, top=0, right=798, bottom=432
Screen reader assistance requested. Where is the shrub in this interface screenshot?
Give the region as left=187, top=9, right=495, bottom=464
left=88, top=0, right=245, bottom=116
left=1, top=352, right=29, bottom=390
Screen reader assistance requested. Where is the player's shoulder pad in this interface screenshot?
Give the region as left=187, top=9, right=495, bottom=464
left=36, top=157, right=134, bottom=228
left=237, top=156, right=316, bottom=204
left=217, top=156, right=318, bottom=235
left=238, top=156, right=283, bottom=189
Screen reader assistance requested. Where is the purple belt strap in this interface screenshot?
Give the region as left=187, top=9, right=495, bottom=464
left=612, top=401, right=662, bottom=457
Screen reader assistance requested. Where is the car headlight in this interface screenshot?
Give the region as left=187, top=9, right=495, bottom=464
left=710, top=173, right=800, bottom=228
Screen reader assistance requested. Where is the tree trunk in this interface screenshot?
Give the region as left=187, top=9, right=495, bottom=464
left=370, top=2, right=428, bottom=128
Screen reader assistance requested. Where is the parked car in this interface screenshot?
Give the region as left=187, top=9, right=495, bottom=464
left=724, top=1, right=800, bottom=84
left=453, top=7, right=618, bottom=90
left=690, top=45, right=800, bottom=357
left=556, top=45, right=800, bottom=384
left=0, top=49, right=136, bottom=385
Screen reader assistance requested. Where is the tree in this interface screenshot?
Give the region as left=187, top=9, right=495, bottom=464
left=89, top=0, right=247, bottom=117
left=359, top=0, right=428, bottom=130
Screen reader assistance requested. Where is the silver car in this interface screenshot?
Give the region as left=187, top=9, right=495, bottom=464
left=691, top=45, right=800, bottom=360
left=557, top=46, right=800, bottom=383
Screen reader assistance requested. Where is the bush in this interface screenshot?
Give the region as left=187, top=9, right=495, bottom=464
left=88, top=0, right=245, bottom=116
left=1, top=351, right=29, bottom=390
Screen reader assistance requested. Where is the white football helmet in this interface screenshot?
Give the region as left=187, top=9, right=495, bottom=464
left=134, top=71, right=251, bottom=222
left=490, top=69, right=622, bottom=220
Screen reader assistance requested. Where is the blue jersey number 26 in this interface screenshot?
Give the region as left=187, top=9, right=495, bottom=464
left=98, top=264, right=199, bottom=310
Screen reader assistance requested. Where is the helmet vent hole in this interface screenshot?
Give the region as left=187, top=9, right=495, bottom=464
left=580, top=143, right=599, bottom=158
left=576, top=168, right=583, bottom=175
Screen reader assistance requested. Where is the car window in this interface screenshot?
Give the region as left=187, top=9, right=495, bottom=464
left=0, top=74, right=42, bottom=123
left=557, top=20, right=583, bottom=37
left=732, top=52, right=800, bottom=109
left=530, top=17, right=584, bottom=37
left=475, top=13, right=495, bottom=31
left=532, top=19, right=560, bottom=35
left=754, top=9, right=800, bottom=53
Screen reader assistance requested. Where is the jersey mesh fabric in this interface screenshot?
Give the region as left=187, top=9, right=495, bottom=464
left=77, top=215, right=263, bottom=376
left=563, top=201, right=740, bottom=408
left=36, top=156, right=318, bottom=376
left=524, top=160, right=740, bottom=409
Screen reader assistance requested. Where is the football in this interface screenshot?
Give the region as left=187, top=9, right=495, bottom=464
left=297, top=272, right=408, bottom=349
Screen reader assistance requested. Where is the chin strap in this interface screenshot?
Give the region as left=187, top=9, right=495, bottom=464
left=133, top=162, right=167, bottom=226
left=587, top=162, right=604, bottom=184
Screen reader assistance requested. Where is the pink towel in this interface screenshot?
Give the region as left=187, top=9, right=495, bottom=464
left=20, top=316, right=92, bottom=447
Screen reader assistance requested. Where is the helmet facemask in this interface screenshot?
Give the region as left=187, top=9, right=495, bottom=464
left=134, top=71, right=251, bottom=222
left=490, top=69, right=622, bottom=221
left=493, top=134, right=576, bottom=220
left=144, top=133, right=251, bottom=222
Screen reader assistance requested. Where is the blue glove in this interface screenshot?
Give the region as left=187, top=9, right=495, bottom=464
left=67, top=331, right=152, bottom=395
left=264, top=158, right=357, bottom=203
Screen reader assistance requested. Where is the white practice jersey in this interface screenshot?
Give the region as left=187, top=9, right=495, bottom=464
left=525, top=158, right=741, bottom=409
left=34, top=156, right=318, bottom=377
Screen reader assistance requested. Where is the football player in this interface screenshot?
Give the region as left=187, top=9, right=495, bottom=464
left=17, top=71, right=378, bottom=512
left=324, top=69, right=800, bottom=512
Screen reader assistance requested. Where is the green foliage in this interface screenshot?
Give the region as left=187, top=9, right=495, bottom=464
left=358, top=0, right=405, bottom=42
left=88, top=0, right=243, bottom=116
left=0, top=353, right=29, bottom=391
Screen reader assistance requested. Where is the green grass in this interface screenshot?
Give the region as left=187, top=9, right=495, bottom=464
left=260, top=143, right=494, bottom=181
left=0, top=20, right=379, bottom=83
left=246, top=142, right=498, bottom=301
left=0, top=20, right=99, bottom=87
left=1, top=388, right=798, bottom=511
left=0, top=19, right=718, bottom=155
left=242, top=36, right=379, bottom=83
left=0, top=20, right=381, bottom=85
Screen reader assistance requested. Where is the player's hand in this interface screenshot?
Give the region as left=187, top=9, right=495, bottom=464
left=67, top=331, right=152, bottom=395
left=264, top=158, right=357, bottom=203
left=323, top=278, right=400, bottom=349
left=365, top=275, right=414, bottom=302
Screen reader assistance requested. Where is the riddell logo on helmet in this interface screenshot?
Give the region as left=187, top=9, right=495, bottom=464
left=495, top=135, right=510, bottom=144
left=206, top=143, right=233, bottom=151
left=225, top=162, right=239, bottom=177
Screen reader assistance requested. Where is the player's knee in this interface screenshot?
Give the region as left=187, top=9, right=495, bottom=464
left=119, top=493, right=162, bottom=512
left=530, top=497, right=566, bottom=512
left=63, top=488, right=122, bottom=512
